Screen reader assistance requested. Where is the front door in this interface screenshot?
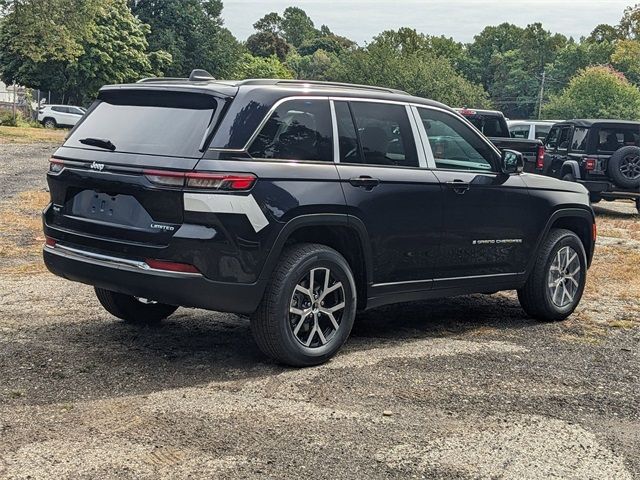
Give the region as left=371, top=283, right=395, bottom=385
left=333, top=100, right=442, bottom=289
left=414, top=106, right=536, bottom=288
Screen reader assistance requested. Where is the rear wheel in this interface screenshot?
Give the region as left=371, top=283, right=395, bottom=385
left=43, top=118, right=57, bottom=129
left=94, top=287, right=177, bottom=324
left=518, top=229, right=586, bottom=321
left=562, top=172, right=576, bottom=183
left=251, top=243, right=357, bottom=367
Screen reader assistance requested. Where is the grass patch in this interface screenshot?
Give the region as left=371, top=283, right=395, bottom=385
left=0, top=125, right=67, bottom=144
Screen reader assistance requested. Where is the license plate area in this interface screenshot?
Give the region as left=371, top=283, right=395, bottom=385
left=70, top=190, right=154, bottom=228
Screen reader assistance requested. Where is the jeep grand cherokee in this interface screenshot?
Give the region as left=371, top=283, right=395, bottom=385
left=43, top=72, right=596, bottom=366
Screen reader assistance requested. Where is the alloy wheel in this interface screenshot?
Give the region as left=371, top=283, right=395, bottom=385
left=547, top=246, right=581, bottom=308
left=620, top=154, right=640, bottom=180
left=289, top=267, right=345, bottom=348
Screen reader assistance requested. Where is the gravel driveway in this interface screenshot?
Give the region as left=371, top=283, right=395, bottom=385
left=0, top=143, right=638, bottom=479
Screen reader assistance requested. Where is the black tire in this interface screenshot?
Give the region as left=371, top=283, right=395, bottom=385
left=589, top=194, right=601, bottom=204
left=250, top=243, right=357, bottom=367
left=517, top=228, right=587, bottom=322
left=562, top=172, right=576, bottom=183
left=636, top=198, right=640, bottom=214
left=94, top=287, right=177, bottom=324
left=608, top=146, right=640, bottom=189
left=42, top=118, right=57, bottom=129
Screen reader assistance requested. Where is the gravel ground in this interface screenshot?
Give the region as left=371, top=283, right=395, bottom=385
left=0, top=143, right=639, bottom=479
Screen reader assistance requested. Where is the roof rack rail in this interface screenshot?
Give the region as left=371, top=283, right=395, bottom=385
left=237, top=79, right=408, bottom=95
left=137, top=76, right=186, bottom=83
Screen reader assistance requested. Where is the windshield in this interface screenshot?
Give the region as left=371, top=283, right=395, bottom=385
left=66, top=90, right=218, bottom=158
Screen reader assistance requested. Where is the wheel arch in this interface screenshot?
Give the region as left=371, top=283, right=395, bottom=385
left=528, top=208, right=595, bottom=274
left=258, top=214, right=373, bottom=310
left=560, top=160, right=581, bottom=179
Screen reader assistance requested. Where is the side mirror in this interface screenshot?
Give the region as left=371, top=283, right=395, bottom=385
left=501, top=149, right=524, bottom=174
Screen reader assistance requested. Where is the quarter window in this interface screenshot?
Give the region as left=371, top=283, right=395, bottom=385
left=509, top=125, right=530, bottom=139
left=418, top=108, right=496, bottom=171
left=248, top=99, right=333, bottom=162
left=346, top=102, right=419, bottom=168
left=571, top=127, right=589, bottom=152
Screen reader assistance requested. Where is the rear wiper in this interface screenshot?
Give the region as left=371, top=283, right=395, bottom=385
left=79, top=137, right=116, bottom=151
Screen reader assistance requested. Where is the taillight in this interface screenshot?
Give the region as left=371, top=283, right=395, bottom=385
left=145, top=259, right=200, bottom=274
left=49, top=158, right=64, bottom=173
left=44, top=236, right=56, bottom=247
left=584, top=157, right=596, bottom=171
left=592, top=222, right=597, bottom=242
left=536, top=146, right=545, bottom=170
left=143, top=170, right=256, bottom=191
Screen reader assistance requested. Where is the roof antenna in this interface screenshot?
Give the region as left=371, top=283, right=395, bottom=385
left=189, top=69, right=215, bottom=81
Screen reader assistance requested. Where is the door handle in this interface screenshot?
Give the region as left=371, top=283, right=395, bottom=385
left=349, top=176, right=380, bottom=189
left=445, top=180, right=470, bottom=194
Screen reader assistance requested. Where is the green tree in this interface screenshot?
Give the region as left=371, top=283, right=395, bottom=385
left=0, top=0, right=162, bottom=103
left=280, top=6, right=317, bottom=47
left=465, top=23, right=524, bottom=85
left=287, top=49, right=340, bottom=80
left=329, top=43, right=489, bottom=108
left=545, top=40, right=615, bottom=93
left=543, top=65, right=640, bottom=120
left=587, top=23, right=622, bottom=43
left=619, top=3, right=640, bottom=39
left=246, top=31, right=290, bottom=61
left=611, top=39, right=640, bottom=84
left=130, top=0, right=242, bottom=78
left=234, top=53, right=293, bottom=79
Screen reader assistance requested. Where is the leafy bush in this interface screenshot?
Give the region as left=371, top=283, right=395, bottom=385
left=0, top=110, right=20, bottom=126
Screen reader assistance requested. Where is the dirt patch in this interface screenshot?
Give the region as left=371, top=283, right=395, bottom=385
left=0, top=126, right=67, bottom=145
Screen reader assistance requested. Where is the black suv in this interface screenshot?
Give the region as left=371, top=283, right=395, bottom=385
left=543, top=119, right=640, bottom=213
left=43, top=73, right=596, bottom=366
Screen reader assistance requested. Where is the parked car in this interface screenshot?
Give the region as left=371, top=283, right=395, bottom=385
left=42, top=72, right=596, bottom=366
left=38, top=104, right=86, bottom=128
left=454, top=108, right=545, bottom=173
left=541, top=119, right=640, bottom=213
left=508, top=120, right=558, bottom=141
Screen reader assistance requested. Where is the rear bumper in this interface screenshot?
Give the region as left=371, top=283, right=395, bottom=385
left=43, top=244, right=265, bottom=314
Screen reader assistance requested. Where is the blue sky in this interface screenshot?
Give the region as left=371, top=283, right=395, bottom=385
left=222, top=0, right=633, bottom=44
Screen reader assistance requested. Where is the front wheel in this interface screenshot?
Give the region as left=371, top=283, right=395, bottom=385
left=636, top=198, right=640, bottom=215
left=94, top=287, right=177, bottom=324
left=251, top=243, right=357, bottom=367
left=43, top=118, right=57, bottom=129
left=518, top=229, right=587, bottom=321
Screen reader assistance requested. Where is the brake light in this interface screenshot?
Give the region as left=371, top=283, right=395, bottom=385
left=145, top=259, right=200, bottom=274
left=143, top=170, right=256, bottom=191
left=584, top=157, right=597, bottom=171
left=536, top=145, right=545, bottom=170
left=459, top=108, right=476, bottom=116
left=49, top=158, right=64, bottom=173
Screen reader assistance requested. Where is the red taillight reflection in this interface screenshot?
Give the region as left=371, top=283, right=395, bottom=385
left=143, top=170, right=256, bottom=191
left=145, top=259, right=200, bottom=274
left=592, top=222, right=597, bottom=242
left=536, top=146, right=545, bottom=170
left=45, top=236, right=56, bottom=247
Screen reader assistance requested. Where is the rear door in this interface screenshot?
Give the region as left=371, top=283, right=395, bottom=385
left=333, top=99, right=442, bottom=289
left=47, top=89, right=225, bottom=247
left=414, top=106, right=535, bottom=286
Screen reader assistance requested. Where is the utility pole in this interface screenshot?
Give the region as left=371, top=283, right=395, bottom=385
left=12, top=84, right=17, bottom=123
left=537, top=70, right=546, bottom=120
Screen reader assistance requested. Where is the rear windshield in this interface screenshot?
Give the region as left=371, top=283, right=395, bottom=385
left=595, top=126, right=640, bottom=153
left=66, top=90, right=218, bottom=158
left=465, top=115, right=509, bottom=137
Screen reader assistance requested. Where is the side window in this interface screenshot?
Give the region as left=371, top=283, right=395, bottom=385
left=418, top=108, right=496, bottom=172
left=557, top=127, right=572, bottom=150
left=348, top=102, right=419, bottom=167
left=571, top=127, right=589, bottom=152
left=534, top=124, right=552, bottom=140
left=248, top=99, right=333, bottom=162
left=509, top=125, right=530, bottom=139
left=52, top=106, right=64, bottom=113
left=545, top=126, right=560, bottom=149
left=334, top=101, right=363, bottom=164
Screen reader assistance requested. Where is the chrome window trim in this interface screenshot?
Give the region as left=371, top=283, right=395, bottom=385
left=329, top=100, right=340, bottom=163
left=410, top=105, right=436, bottom=169
left=405, top=104, right=427, bottom=168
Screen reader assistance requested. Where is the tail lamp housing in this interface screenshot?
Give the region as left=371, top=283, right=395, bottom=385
left=536, top=145, right=545, bottom=170
left=144, top=170, right=257, bottom=191
left=584, top=157, right=597, bottom=171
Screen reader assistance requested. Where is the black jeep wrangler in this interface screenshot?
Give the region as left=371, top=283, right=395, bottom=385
left=542, top=119, right=640, bottom=213
left=43, top=72, right=596, bottom=366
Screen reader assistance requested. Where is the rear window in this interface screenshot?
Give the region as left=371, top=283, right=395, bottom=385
left=465, top=115, right=509, bottom=137
left=595, top=126, right=640, bottom=153
left=66, top=90, right=218, bottom=158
